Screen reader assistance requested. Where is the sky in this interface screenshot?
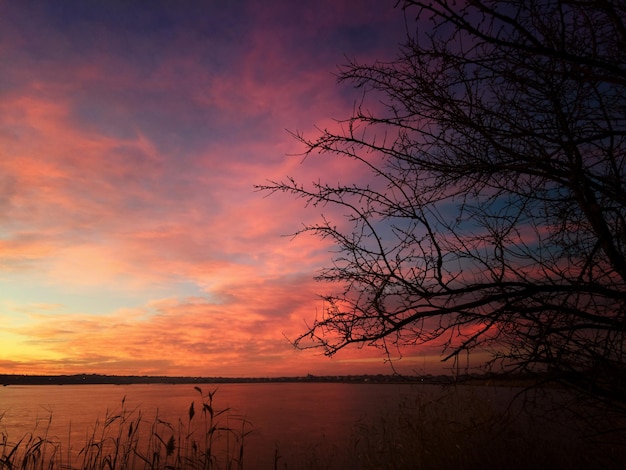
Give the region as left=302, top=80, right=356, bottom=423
left=0, top=0, right=443, bottom=377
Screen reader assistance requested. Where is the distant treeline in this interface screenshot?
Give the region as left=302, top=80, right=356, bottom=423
left=0, top=373, right=539, bottom=386
left=0, top=373, right=443, bottom=386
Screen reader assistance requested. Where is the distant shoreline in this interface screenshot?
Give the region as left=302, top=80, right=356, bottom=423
left=0, top=372, right=538, bottom=386
left=0, top=374, right=436, bottom=386
left=0, top=373, right=431, bottom=386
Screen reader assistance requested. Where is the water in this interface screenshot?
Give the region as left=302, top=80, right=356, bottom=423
left=0, top=382, right=423, bottom=468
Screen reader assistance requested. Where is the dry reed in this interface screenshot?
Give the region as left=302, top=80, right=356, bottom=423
left=0, top=387, right=250, bottom=470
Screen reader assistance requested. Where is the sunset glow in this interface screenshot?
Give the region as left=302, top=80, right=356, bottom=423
left=0, top=0, right=442, bottom=377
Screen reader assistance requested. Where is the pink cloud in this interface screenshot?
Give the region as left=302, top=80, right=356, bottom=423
left=0, top=0, right=424, bottom=377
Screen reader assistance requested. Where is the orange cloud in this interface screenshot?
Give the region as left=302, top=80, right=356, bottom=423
left=0, top=0, right=423, bottom=378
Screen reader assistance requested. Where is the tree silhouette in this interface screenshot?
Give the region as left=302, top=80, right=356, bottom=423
left=258, top=0, right=626, bottom=403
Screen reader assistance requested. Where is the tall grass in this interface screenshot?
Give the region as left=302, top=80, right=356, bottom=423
left=345, top=385, right=626, bottom=470
left=273, top=385, right=626, bottom=470
left=0, top=386, right=250, bottom=470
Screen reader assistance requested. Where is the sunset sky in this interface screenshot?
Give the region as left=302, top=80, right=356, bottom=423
left=0, top=0, right=442, bottom=377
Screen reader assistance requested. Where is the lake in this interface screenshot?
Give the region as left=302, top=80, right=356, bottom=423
left=0, top=382, right=431, bottom=468
left=2, top=382, right=609, bottom=469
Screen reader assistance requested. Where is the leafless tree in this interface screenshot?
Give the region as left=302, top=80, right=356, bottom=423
left=258, top=0, right=626, bottom=404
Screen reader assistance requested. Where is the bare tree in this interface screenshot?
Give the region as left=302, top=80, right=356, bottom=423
left=258, top=0, right=626, bottom=403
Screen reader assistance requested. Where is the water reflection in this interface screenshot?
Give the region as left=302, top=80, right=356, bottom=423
left=0, top=382, right=417, bottom=468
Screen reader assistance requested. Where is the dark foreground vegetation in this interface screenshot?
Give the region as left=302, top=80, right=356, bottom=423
left=1, top=385, right=625, bottom=470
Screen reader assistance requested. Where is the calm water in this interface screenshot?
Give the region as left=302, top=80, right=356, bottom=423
left=0, top=382, right=425, bottom=467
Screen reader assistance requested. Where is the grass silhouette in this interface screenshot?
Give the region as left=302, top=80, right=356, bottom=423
left=1, top=387, right=249, bottom=470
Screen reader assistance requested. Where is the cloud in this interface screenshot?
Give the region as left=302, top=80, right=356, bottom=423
left=0, top=0, right=421, bottom=377
left=3, top=269, right=434, bottom=377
